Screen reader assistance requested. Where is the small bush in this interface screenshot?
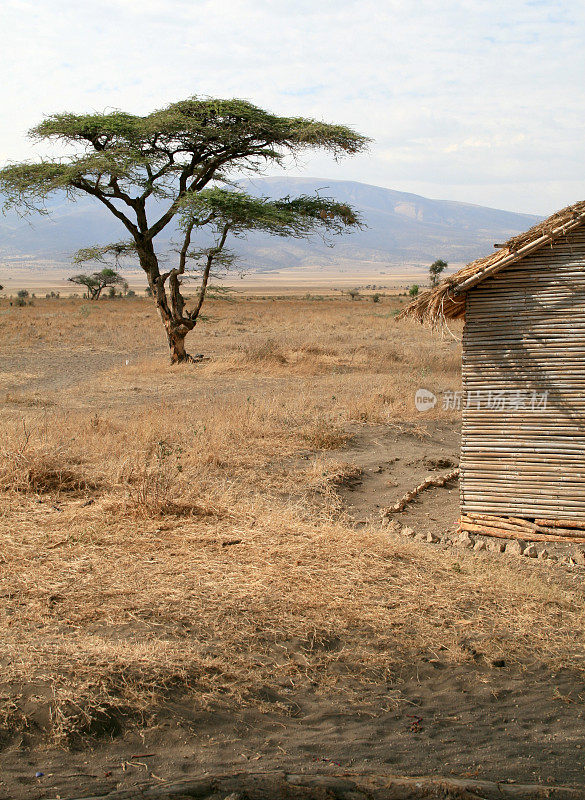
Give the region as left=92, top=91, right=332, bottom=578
left=124, top=439, right=183, bottom=516
left=240, top=339, right=288, bottom=364
left=0, top=443, right=89, bottom=494
left=304, top=417, right=347, bottom=449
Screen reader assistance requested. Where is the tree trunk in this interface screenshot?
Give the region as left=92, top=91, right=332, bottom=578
left=136, top=241, right=198, bottom=364
left=167, top=327, right=191, bottom=364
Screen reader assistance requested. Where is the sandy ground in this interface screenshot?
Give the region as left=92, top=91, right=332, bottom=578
left=5, top=656, right=585, bottom=798
left=0, top=264, right=430, bottom=296
left=2, top=298, right=585, bottom=799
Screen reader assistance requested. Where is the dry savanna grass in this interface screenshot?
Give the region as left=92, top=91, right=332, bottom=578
left=1, top=294, right=585, bottom=747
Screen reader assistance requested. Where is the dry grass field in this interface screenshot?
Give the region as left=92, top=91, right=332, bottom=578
left=2, top=294, right=585, bottom=798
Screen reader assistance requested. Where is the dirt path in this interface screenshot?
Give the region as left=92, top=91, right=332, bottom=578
left=333, top=420, right=461, bottom=534
left=0, top=346, right=166, bottom=394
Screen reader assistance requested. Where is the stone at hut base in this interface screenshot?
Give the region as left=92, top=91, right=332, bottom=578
left=505, top=539, right=526, bottom=556
left=524, top=544, right=538, bottom=558
left=455, top=531, right=474, bottom=548
left=473, top=540, right=486, bottom=551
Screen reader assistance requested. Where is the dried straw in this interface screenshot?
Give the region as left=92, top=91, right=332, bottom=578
left=400, top=201, right=585, bottom=326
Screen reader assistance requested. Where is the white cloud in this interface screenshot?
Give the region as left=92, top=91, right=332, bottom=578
left=1, top=0, right=584, bottom=214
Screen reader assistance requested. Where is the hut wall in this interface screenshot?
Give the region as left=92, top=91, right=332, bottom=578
left=461, top=226, right=585, bottom=520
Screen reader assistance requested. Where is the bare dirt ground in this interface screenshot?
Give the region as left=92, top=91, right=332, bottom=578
left=2, top=296, right=585, bottom=799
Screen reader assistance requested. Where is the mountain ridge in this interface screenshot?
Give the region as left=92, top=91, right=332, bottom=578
left=0, top=178, right=542, bottom=272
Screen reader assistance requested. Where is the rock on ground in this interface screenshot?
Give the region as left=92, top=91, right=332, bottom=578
left=506, top=540, right=526, bottom=556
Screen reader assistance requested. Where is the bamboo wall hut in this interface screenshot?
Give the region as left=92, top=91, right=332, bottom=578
left=402, top=201, right=585, bottom=542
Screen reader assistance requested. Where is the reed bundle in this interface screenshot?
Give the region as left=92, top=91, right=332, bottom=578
left=459, top=512, right=585, bottom=543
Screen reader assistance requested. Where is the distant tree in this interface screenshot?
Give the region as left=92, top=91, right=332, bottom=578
left=372, top=292, right=381, bottom=303
left=68, top=267, right=124, bottom=300
left=409, top=284, right=420, bottom=297
left=16, top=289, right=29, bottom=307
left=429, top=259, right=448, bottom=288
left=348, top=288, right=360, bottom=300
left=0, top=98, right=368, bottom=362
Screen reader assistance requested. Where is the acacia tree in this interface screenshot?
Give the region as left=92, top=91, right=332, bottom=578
left=429, top=259, right=448, bottom=288
left=68, top=267, right=124, bottom=299
left=0, top=98, right=368, bottom=362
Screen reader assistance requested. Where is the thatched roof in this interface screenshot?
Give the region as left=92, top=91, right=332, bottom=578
left=400, top=200, right=585, bottom=326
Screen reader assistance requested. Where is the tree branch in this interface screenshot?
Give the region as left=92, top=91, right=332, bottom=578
left=73, top=180, right=139, bottom=238
left=108, top=176, right=139, bottom=211
left=178, top=220, right=196, bottom=275
left=147, top=151, right=230, bottom=240
left=190, top=222, right=231, bottom=322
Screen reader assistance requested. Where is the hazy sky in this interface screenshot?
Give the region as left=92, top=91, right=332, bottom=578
left=2, top=0, right=584, bottom=214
